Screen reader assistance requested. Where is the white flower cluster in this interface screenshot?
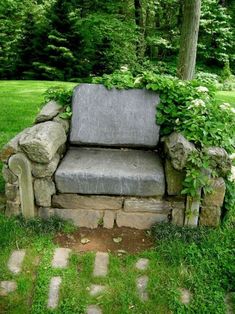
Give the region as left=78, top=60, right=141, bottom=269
left=220, top=102, right=235, bottom=114
left=196, top=86, right=209, bottom=93
left=120, top=65, right=129, bottom=72
left=188, top=98, right=206, bottom=109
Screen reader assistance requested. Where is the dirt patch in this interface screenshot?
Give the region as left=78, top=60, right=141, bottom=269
left=54, top=227, right=154, bottom=254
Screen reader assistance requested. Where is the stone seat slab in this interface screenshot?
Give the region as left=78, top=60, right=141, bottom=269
left=55, top=147, right=165, bottom=196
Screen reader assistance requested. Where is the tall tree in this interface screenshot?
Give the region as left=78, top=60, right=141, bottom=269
left=177, top=0, right=201, bottom=80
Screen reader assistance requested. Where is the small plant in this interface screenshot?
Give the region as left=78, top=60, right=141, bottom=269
left=43, top=86, right=73, bottom=107
left=221, top=60, right=232, bottom=82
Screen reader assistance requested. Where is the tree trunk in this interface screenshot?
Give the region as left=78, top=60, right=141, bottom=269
left=177, top=0, right=201, bottom=80
left=134, top=0, right=145, bottom=58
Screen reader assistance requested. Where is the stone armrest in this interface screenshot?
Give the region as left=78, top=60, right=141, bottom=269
left=1, top=102, right=69, bottom=218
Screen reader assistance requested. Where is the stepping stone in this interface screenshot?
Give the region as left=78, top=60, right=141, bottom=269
left=51, top=248, right=71, bottom=268
left=0, top=281, right=17, bottom=296
left=135, top=258, right=149, bottom=271
left=93, top=252, right=109, bottom=277
left=89, top=284, right=106, bottom=297
left=7, top=249, right=26, bottom=274
left=225, top=292, right=235, bottom=314
left=47, top=276, right=62, bottom=309
left=87, top=305, right=102, bottom=314
left=179, top=288, right=191, bottom=305
left=136, top=275, right=148, bottom=301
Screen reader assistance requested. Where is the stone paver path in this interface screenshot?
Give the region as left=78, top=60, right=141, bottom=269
left=93, top=252, right=109, bottom=277
left=0, top=281, right=17, bottom=296
left=47, top=276, right=62, bottom=309
left=89, top=284, right=106, bottom=297
left=179, top=288, right=191, bottom=305
left=135, top=258, right=149, bottom=271
left=7, top=249, right=26, bottom=274
left=225, top=292, right=235, bottom=314
left=136, top=275, right=148, bottom=301
left=51, top=248, right=71, bottom=268
left=87, top=305, right=102, bottom=314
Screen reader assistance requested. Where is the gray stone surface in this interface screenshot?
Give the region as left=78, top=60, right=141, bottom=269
left=7, top=250, right=26, bottom=274
left=202, top=177, right=226, bottom=207
left=116, top=211, right=168, bottom=229
left=52, top=248, right=71, bottom=268
left=5, top=200, right=20, bottom=216
left=103, top=210, right=116, bottom=229
left=135, top=258, right=149, bottom=271
left=0, top=281, right=17, bottom=296
left=172, top=207, right=185, bottom=226
left=184, top=195, right=200, bottom=227
left=9, top=153, right=35, bottom=218
left=47, top=276, right=62, bottom=309
left=32, top=154, right=60, bottom=178
left=52, top=194, right=123, bottom=210
left=136, top=276, right=148, bottom=301
left=34, top=179, right=56, bottom=207
left=70, top=84, right=160, bottom=147
left=93, top=252, right=109, bottom=277
left=124, top=198, right=170, bottom=213
left=164, top=132, right=196, bottom=170
left=179, top=288, right=191, bottom=305
left=87, top=305, right=102, bottom=314
left=53, top=115, right=70, bottom=133
left=200, top=206, right=221, bottom=227
left=5, top=183, right=19, bottom=202
left=2, top=165, right=18, bottom=184
left=39, top=208, right=103, bottom=229
left=0, top=128, right=29, bottom=163
left=205, top=147, right=231, bottom=176
left=36, top=101, right=62, bottom=123
left=89, top=284, right=106, bottom=296
left=55, top=147, right=165, bottom=196
left=19, top=121, right=66, bottom=163
left=165, top=159, right=185, bottom=195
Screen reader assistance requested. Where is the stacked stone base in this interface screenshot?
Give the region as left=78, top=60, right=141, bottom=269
left=38, top=194, right=185, bottom=229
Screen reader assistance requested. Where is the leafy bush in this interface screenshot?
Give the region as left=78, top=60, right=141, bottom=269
left=43, top=86, right=73, bottom=107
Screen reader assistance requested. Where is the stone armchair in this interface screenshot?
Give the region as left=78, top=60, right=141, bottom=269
left=1, top=84, right=229, bottom=228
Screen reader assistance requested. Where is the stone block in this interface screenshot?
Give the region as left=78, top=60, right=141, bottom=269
left=34, top=179, right=56, bottom=207
left=116, top=211, right=168, bottom=229
left=124, top=198, right=170, bottom=213
left=93, top=252, right=109, bottom=277
left=205, top=147, right=231, bottom=176
left=51, top=248, right=71, bottom=268
left=70, top=84, right=160, bottom=147
left=53, top=115, right=70, bottom=133
left=7, top=250, right=26, bottom=274
left=172, top=207, right=185, bottom=226
left=47, top=276, right=62, bottom=309
left=5, top=183, right=19, bottom=202
left=164, top=132, right=196, bottom=170
left=19, top=121, right=66, bottom=163
left=184, top=195, right=200, bottom=227
left=52, top=194, right=123, bottom=210
left=5, top=201, right=20, bottom=216
left=32, top=154, right=60, bottom=178
left=0, top=128, right=29, bottom=163
left=2, top=165, right=18, bottom=184
left=136, top=275, right=148, bottom=301
left=40, top=208, right=103, bottom=229
left=165, top=159, right=185, bottom=195
left=0, top=281, right=17, bottom=296
left=36, top=101, right=61, bottom=123
left=200, top=206, right=221, bottom=227
left=103, top=210, right=116, bottom=229
left=203, top=177, right=225, bottom=207
left=55, top=147, right=165, bottom=196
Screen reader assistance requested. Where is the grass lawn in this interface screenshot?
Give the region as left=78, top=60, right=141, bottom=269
left=0, top=81, right=234, bottom=313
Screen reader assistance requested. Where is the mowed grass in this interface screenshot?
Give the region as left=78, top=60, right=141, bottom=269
left=215, top=90, right=235, bottom=107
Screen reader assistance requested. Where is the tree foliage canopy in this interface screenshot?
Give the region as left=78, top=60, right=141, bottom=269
left=0, top=0, right=234, bottom=80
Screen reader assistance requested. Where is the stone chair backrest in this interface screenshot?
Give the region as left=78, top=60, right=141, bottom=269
left=70, top=83, right=160, bottom=148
